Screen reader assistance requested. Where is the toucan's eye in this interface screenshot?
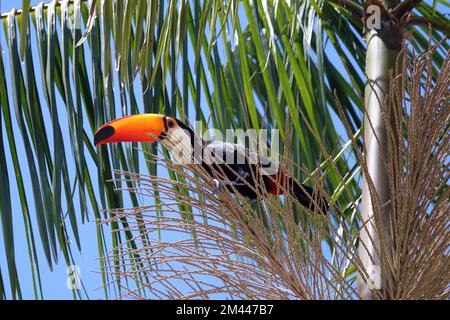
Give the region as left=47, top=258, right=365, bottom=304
left=168, top=120, right=175, bottom=128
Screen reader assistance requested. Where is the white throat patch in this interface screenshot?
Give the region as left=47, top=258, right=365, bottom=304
left=161, top=127, right=196, bottom=165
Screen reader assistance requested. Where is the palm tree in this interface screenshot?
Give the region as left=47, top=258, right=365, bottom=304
left=0, top=0, right=448, bottom=299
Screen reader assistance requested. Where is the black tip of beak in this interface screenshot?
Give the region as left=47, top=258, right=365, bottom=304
left=94, top=125, right=115, bottom=146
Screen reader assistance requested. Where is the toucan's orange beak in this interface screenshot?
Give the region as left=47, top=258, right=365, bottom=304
left=94, top=114, right=166, bottom=146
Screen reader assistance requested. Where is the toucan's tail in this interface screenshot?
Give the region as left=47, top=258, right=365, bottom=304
left=266, top=174, right=329, bottom=214
left=290, top=180, right=329, bottom=214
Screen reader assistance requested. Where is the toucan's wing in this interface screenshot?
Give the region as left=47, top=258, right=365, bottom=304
left=201, top=141, right=254, bottom=181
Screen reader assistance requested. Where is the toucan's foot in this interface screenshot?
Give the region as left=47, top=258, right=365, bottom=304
left=211, top=178, right=225, bottom=194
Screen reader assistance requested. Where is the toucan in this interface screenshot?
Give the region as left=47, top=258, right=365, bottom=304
left=94, top=114, right=328, bottom=214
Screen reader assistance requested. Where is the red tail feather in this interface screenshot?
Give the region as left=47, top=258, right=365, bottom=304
left=264, top=173, right=328, bottom=214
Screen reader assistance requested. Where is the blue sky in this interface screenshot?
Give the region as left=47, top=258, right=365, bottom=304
left=1, top=0, right=222, bottom=299
left=0, top=1, right=107, bottom=299
left=0, top=0, right=140, bottom=299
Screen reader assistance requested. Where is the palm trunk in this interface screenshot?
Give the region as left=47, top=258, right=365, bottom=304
left=357, top=1, right=400, bottom=299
